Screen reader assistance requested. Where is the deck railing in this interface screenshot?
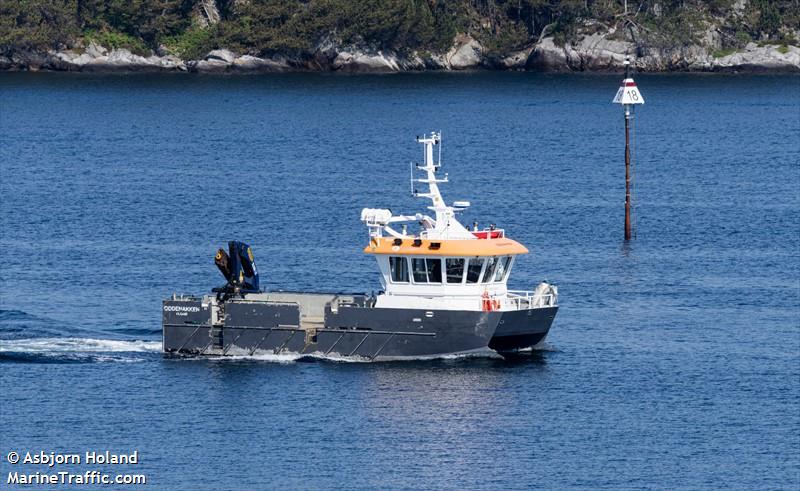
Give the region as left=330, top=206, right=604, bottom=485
left=507, top=290, right=558, bottom=310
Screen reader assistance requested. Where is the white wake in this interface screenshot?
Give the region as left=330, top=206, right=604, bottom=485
left=0, top=337, right=161, bottom=354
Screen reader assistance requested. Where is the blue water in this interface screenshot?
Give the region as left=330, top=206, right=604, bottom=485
left=1, top=72, right=798, bottom=489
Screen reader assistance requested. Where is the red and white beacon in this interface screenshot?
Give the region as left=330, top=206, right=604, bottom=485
left=612, top=57, right=645, bottom=241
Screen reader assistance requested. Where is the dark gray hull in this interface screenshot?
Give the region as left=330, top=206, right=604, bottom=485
left=163, top=295, right=557, bottom=360
left=490, top=307, right=559, bottom=352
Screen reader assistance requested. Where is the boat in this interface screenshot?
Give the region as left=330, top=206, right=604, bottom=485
left=162, top=133, right=559, bottom=360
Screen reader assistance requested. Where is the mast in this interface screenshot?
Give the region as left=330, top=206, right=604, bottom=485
left=409, top=133, right=474, bottom=240
left=613, top=57, right=644, bottom=241
left=414, top=132, right=447, bottom=215
left=362, top=133, right=474, bottom=241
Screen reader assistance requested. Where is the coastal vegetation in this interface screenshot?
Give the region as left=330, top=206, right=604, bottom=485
left=1, top=1, right=798, bottom=60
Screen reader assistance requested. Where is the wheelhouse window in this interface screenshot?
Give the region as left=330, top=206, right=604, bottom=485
left=446, top=258, right=465, bottom=283
left=412, top=258, right=427, bottom=282
left=466, top=258, right=484, bottom=284
left=482, top=257, right=498, bottom=283
left=493, top=256, right=512, bottom=282
left=426, top=258, right=442, bottom=283
left=389, top=256, right=409, bottom=283
left=412, top=258, right=442, bottom=283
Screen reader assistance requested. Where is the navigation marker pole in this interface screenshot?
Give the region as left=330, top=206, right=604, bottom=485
left=612, top=56, right=645, bottom=241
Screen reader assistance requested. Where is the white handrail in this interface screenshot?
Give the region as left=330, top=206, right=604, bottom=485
left=507, top=290, right=558, bottom=309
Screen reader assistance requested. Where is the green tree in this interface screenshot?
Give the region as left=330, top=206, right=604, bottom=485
left=0, top=0, right=78, bottom=53
left=79, top=0, right=192, bottom=47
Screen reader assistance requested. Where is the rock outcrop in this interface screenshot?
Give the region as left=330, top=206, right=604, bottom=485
left=446, top=35, right=483, bottom=70
left=713, top=43, right=800, bottom=72
left=528, top=35, right=800, bottom=73
left=188, top=49, right=291, bottom=72
left=1, top=32, right=798, bottom=74
left=332, top=50, right=403, bottom=72
left=0, top=43, right=187, bottom=72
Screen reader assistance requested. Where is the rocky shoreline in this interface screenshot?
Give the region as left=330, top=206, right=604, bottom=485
left=2, top=33, right=798, bottom=74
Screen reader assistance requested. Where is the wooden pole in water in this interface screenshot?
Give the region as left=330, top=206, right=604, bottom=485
left=613, top=57, right=643, bottom=241
left=624, top=104, right=632, bottom=241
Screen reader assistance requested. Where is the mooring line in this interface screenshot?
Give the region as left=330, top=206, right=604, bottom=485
left=222, top=330, right=245, bottom=355
left=369, top=333, right=395, bottom=361
left=325, top=333, right=346, bottom=355
left=274, top=330, right=297, bottom=354
left=348, top=332, right=370, bottom=357
left=175, top=326, right=201, bottom=353
left=248, top=329, right=272, bottom=356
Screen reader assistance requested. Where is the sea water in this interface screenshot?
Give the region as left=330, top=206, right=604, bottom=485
left=0, top=72, right=798, bottom=489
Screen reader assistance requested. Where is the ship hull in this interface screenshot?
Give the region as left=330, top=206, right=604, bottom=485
left=490, top=307, right=559, bottom=352
left=163, top=295, right=557, bottom=360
